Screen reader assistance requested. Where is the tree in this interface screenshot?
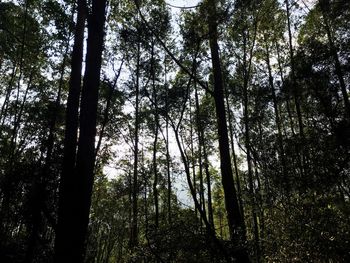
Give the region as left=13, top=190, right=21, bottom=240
left=206, top=0, right=250, bottom=261
left=54, top=0, right=107, bottom=261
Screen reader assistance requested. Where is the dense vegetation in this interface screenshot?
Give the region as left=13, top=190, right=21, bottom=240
left=0, top=0, right=349, bottom=262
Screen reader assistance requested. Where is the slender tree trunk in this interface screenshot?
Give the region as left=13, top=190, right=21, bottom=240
left=194, top=75, right=207, bottom=227
left=238, top=5, right=261, bottom=261
left=254, top=161, right=265, bottom=261
left=202, top=134, right=214, bottom=227
left=243, top=71, right=260, bottom=263
left=131, top=41, right=141, bottom=248
left=128, top=170, right=132, bottom=246
left=207, top=0, right=250, bottom=261
left=54, top=0, right=106, bottom=261
left=192, top=57, right=213, bottom=227
left=189, top=94, right=199, bottom=220
left=151, top=40, right=159, bottom=228
left=165, top=56, right=172, bottom=224
left=285, top=0, right=304, bottom=137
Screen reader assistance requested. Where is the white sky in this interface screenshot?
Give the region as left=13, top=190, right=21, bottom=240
left=166, top=0, right=201, bottom=7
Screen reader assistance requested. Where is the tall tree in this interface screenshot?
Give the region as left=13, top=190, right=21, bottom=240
left=206, top=0, right=250, bottom=261
left=54, top=0, right=107, bottom=261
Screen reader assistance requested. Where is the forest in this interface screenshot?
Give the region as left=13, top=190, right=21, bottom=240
left=0, top=0, right=349, bottom=262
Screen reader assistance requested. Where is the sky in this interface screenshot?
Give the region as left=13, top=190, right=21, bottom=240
left=166, top=0, right=201, bottom=8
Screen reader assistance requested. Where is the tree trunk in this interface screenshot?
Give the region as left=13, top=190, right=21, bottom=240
left=189, top=94, right=198, bottom=220
left=225, top=87, right=244, bottom=217
left=131, top=41, right=141, bottom=248
left=165, top=56, right=172, bottom=224
left=202, top=134, right=214, bottom=228
left=54, top=0, right=106, bottom=261
left=207, top=0, right=250, bottom=261
left=285, top=0, right=304, bottom=137
left=194, top=75, right=207, bottom=228
left=151, top=40, right=159, bottom=228
left=243, top=68, right=260, bottom=263
left=54, top=0, right=86, bottom=260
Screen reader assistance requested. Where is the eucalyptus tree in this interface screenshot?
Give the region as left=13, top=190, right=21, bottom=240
left=118, top=5, right=147, bottom=250
left=54, top=0, right=108, bottom=261
left=194, top=0, right=251, bottom=261
left=225, top=0, right=264, bottom=260
left=143, top=0, right=171, bottom=230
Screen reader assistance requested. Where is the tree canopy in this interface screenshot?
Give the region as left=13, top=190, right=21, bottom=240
left=0, top=0, right=349, bottom=262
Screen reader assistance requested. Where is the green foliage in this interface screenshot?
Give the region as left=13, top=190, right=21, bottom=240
left=1, top=0, right=350, bottom=262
